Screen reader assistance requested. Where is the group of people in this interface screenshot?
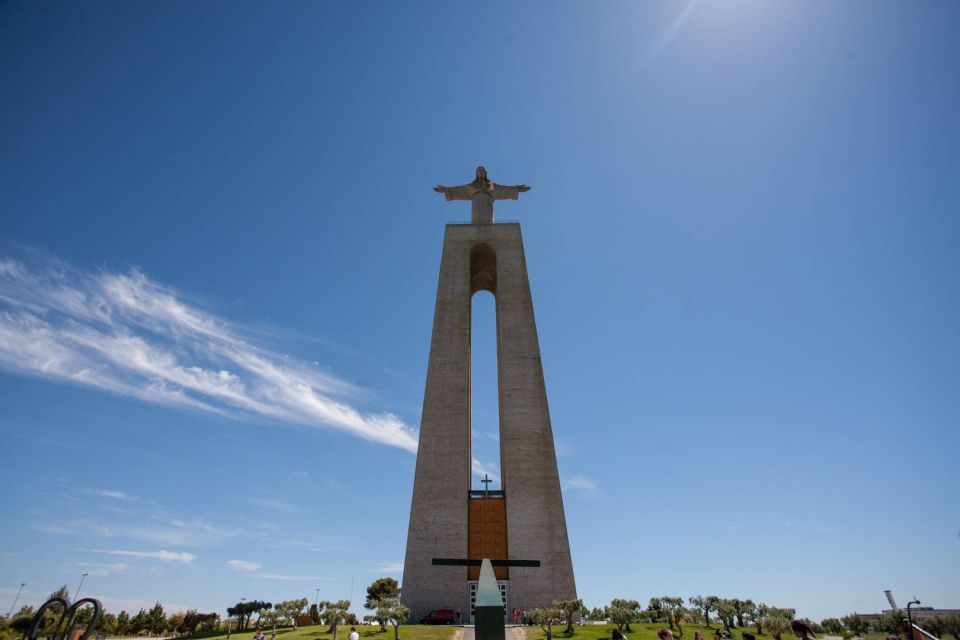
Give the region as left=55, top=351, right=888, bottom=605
left=611, top=621, right=816, bottom=640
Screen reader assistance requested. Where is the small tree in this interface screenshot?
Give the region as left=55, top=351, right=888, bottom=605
left=130, top=609, right=149, bottom=636
left=261, top=610, right=281, bottom=640
left=366, top=579, right=400, bottom=632
left=878, top=610, right=907, bottom=637
left=661, top=598, right=686, bottom=637
left=383, top=600, right=410, bottom=640
left=589, top=608, right=604, bottom=621
left=690, top=597, right=720, bottom=630
left=841, top=614, right=869, bottom=636
left=763, top=617, right=792, bottom=640
left=530, top=608, right=564, bottom=640
left=732, top=600, right=756, bottom=629
left=715, top=601, right=737, bottom=631
left=276, top=599, right=309, bottom=630
left=309, top=604, right=322, bottom=625
left=321, top=600, right=351, bottom=640
left=115, top=611, right=131, bottom=635
left=168, top=612, right=186, bottom=635
left=606, top=600, right=639, bottom=633
left=147, top=603, right=166, bottom=636
left=555, top=599, right=584, bottom=634
left=821, top=619, right=843, bottom=634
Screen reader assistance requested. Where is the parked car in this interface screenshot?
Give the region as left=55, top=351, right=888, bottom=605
left=420, top=609, right=456, bottom=625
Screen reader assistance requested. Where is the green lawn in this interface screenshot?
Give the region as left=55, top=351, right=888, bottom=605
left=525, top=624, right=889, bottom=640
left=186, top=625, right=456, bottom=640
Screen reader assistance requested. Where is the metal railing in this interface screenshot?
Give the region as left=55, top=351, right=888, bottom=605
left=468, top=490, right=506, bottom=499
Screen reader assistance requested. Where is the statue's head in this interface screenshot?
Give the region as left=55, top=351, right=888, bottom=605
left=475, top=166, right=488, bottom=181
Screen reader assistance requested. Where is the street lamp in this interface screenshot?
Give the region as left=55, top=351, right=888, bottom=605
left=907, top=599, right=921, bottom=640
left=75, top=573, right=90, bottom=601
left=6, top=583, right=26, bottom=617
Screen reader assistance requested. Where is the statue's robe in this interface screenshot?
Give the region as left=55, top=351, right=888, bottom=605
left=440, top=181, right=524, bottom=224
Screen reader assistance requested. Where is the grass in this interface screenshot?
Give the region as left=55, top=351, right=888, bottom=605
left=183, top=625, right=456, bottom=640
left=525, top=624, right=893, bottom=640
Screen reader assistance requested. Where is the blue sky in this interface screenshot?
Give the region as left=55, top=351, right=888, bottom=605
left=1, top=0, right=959, bottom=622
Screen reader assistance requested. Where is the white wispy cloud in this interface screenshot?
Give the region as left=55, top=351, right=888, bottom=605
left=471, top=458, right=500, bottom=483
left=227, top=559, right=261, bottom=571
left=0, top=248, right=418, bottom=453
left=254, top=573, right=330, bottom=581
left=561, top=475, right=598, bottom=492
left=36, top=512, right=244, bottom=547
left=89, top=549, right=196, bottom=563
left=89, top=489, right=134, bottom=501
left=247, top=497, right=299, bottom=513
left=227, top=559, right=328, bottom=581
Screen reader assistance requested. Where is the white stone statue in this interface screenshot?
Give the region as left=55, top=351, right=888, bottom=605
left=434, top=166, right=530, bottom=224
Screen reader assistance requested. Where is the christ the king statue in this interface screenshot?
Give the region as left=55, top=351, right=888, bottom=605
left=434, top=166, right=530, bottom=224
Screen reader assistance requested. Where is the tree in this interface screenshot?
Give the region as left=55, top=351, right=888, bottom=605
left=763, top=616, right=792, bottom=640
left=49, top=585, right=71, bottom=603
left=555, top=599, right=584, bottom=634
left=97, top=612, right=117, bottom=635
left=7, top=606, right=37, bottom=637
left=878, top=610, right=907, bottom=636
left=605, top=600, right=639, bottom=633
left=841, top=614, right=869, bottom=637
left=130, top=609, right=149, bottom=635
left=589, top=608, right=604, bottom=622
left=821, top=619, right=843, bottom=634
left=309, top=604, right=321, bottom=625
left=115, top=611, right=131, bottom=636
left=661, top=597, right=687, bottom=637
left=147, top=602, right=166, bottom=636
left=168, top=612, right=186, bottom=635
left=690, top=597, right=720, bottom=629
left=227, top=601, right=271, bottom=631
left=715, top=600, right=737, bottom=631
left=261, top=610, right=281, bottom=640
left=731, top=600, right=756, bottom=629
left=648, top=599, right=666, bottom=624
left=366, top=578, right=401, bottom=632
left=529, top=608, right=565, bottom=640
left=320, top=600, right=351, bottom=640
left=366, top=578, right=401, bottom=608
left=939, top=614, right=960, bottom=640
left=276, top=599, right=309, bottom=630
left=382, top=600, right=410, bottom=640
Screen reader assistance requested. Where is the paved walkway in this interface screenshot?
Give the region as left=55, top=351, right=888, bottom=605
left=456, top=625, right=527, bottom=640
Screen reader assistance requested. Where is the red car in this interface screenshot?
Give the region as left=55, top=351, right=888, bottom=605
left=420, top=609, right=456, bottom=625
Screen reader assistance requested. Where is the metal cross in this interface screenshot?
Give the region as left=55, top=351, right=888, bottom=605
left=481, top=474, right=493, bottom=492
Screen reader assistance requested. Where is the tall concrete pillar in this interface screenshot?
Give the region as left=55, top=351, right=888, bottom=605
left=402, top=221, right=576, bottom=622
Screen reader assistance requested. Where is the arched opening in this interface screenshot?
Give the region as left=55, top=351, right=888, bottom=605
left=470, top=242, right=499, bottom=490
left=471, top=289, right=500, bottom=490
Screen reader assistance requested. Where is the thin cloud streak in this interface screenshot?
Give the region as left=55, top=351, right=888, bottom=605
left=0, top=249, right=418, bottom=453
left=89, top=549, right=197, bottom=563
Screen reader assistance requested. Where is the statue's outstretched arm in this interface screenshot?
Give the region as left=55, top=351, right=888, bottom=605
left=434, top=184, right=475, bottom=201
left=491, top=183, right=531, bottom=200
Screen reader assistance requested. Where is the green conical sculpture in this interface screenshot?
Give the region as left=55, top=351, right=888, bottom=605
left=475, top=559, right=505, bottom=640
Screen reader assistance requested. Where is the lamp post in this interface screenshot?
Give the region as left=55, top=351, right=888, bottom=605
left=906, top=600, right=921, bottom=640
left=6, top=583, right=26, bottom=617
left=75, top=573, right=89, bottom=602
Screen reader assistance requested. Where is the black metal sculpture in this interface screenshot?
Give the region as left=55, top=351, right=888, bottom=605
left=22, top=597, right=103, bottom=640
